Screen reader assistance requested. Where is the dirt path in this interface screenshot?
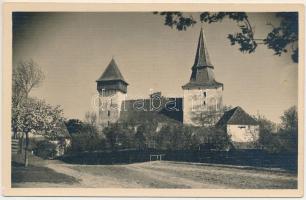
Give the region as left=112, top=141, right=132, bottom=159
left=46, top=162, right=142, bottom=188
left=14, top=160, right=297, bottom=188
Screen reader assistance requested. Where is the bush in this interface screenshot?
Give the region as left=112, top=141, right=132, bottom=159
left=103, top=123, right=135, bottom=150
left=155, top=124, right=231, bottom=151
left=33, top=140, right=58, bottom=159
left=257, top=106, right=298, bottom=154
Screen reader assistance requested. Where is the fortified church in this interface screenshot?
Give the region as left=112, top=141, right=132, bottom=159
left=95, top=28, right=259, bottom=145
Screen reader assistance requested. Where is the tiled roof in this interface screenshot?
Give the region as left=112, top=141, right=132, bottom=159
left=216, top=106, right=258, bottom=127
left=97, top=59, right=127, bottom=84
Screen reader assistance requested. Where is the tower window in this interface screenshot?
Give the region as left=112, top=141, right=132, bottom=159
left=203, top=101, right=206, bottom=106
left=203, top=92, right=206, bottom=97
left=108, top=110, right=110, bottom=117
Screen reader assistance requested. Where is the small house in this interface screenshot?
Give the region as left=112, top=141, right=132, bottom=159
left=216, top=106, right=259, bottom=149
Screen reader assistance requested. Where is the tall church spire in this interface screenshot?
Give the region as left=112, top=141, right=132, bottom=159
left=182, top=28, right=224, bottom=126
left=193, top=27, right=213, bottom=69
left=182, top=28, right=223, bottom=90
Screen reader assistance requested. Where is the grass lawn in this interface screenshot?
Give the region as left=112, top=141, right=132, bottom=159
left=12, top=162, right=78, bottom=184
left=11, top=154, right=79, bottom=186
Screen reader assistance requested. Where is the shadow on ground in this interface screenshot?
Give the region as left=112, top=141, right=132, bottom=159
left=11, top=154, right=79, bottom=185
left=59, top=149, right=297, bottom=172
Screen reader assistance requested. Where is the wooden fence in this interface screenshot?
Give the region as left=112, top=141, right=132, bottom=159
left=12, top=139, right=19, bottom=155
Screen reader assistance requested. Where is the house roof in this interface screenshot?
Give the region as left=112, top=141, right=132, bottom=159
left=216, top=106, right=258, bottom=127
left=96, top=59, right=128, bottom=84
left=193, top=27, right=213, bottom=69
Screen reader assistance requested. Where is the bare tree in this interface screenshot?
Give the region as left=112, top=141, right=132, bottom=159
left=85, top=111, right=97, bottom=127
left=281, top=106, right=298, bottom=131
left=13, top=59, right=44, bottom=101
left=191, top=105, right=232, bottom=127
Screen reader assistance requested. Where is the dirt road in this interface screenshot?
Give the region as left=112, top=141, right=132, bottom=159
left=14, top=161, right=297, bottom=188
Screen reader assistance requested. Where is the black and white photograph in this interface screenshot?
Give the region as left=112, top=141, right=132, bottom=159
left=2, top=2, right=304, bottom=197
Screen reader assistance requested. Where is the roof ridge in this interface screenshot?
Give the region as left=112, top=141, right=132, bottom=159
left=227, top=106, right=240, bottom=122
left=227, top=106, right=258, bottom=125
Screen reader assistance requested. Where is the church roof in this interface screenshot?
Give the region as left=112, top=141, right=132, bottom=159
left=193, top=27, right=213, bottom=69
left=182, top=28, right=223, bottom=90
left=216, top=106, right=258, bottom=127
left=182, top=80, right=223, bottom=89
left=96, top=59, right=128, bottom=84
left=119, top=97, right=183, bottom=123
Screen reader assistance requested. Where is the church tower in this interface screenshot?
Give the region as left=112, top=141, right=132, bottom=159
left=96, top=59, right=128, bottom=127
left=182, top=28, right=224, bottom=126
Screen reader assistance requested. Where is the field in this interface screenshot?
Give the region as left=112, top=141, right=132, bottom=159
left=12, top=159, right=297, bottom=189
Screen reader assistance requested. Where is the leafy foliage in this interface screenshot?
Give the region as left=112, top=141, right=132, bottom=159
left=255, top=115, right=277, bottom=151
left=32, top=140, right=58, bottom=159
left=154, top=12, right=298, bottom=62
left=134, top=127, right=146, bottom=150
left=12, top=98, right=65, bottom=138
left=280, top=106, right=298, bottom=131
left=155, top=124, right=230, bottom=151
left=103, top=123, right=135, bottom=150
left=265, top=13, right=298, bottom=62
left=153, top=12, right=197, bottom=31
left=12, top=59, right=45, bottom=139
left=256, top=106, right=297, bottom=153
left=65, top=119, right=84, bottom=135
left=69, top=123, right=106, bottom=152
left=11, top=98, right=65, bottom=166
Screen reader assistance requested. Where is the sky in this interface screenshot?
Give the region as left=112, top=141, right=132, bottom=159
left=13, top=12, right=298, bottom=123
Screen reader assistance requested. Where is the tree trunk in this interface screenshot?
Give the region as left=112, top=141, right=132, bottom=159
left=24, top=92, right=30, bottom=167
left=24, top=132, right=29, bottom=167
left=13, top=129, right=17, bottom=139
left=18, top=133, right=24, bottom=154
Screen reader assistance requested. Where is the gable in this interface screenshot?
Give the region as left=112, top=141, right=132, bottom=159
left=216, top=106, right=258, bottom=127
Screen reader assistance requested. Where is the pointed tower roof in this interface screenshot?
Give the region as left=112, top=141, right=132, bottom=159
left=193, top=27, right=213, bottom=69
left=96, top=59, right=128, bottom=84
left=182, top=28, right=223, bottom=90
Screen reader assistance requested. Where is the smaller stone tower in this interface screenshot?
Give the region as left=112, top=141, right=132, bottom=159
left=96, top=59, right=128, bottom=127
left=182, top=28, right=224, bottom=126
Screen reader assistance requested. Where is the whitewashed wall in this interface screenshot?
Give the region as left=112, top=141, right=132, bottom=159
left=98, top=90, right=126, bottom=127
left=227, top=124, right=260, bottom=143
